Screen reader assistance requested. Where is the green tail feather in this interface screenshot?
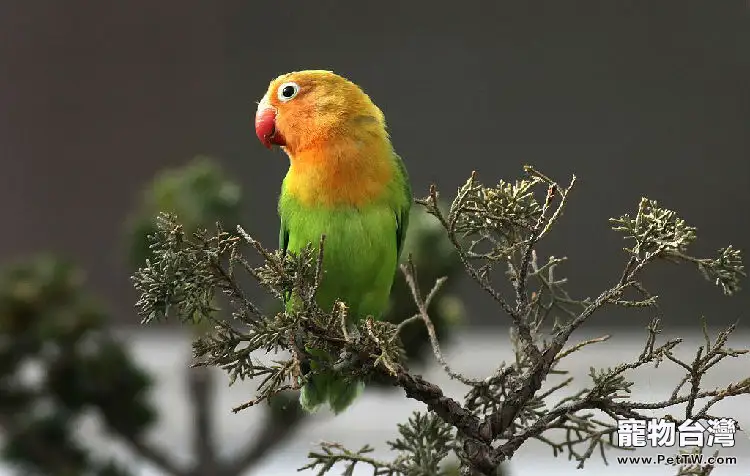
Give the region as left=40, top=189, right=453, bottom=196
left=300, top=371, right=365, bottom=414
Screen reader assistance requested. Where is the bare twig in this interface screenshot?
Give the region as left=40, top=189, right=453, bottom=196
left=400, top=259, right=479, bottom=386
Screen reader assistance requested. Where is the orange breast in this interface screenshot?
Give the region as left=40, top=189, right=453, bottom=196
left=284, top=140, right=393, bottom=207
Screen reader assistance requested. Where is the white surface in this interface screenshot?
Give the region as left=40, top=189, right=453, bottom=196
left=3, top=327, right=748, bottom=475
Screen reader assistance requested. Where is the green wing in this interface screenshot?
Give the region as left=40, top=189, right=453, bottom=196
left=278, top=216, right=291, bottom=304
left=393, top=152, right=412, bottom=260
left=279, top=216, right=289, bottom=256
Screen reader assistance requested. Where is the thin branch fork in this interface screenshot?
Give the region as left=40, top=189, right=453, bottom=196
left=423, top=183, right=543, bottom=365
left=399, top=259, right=480, bottom=386
left=474, top=278, right=639, bottom=449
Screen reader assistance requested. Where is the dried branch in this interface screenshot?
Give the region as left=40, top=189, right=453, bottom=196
left=132, top=166, right=747, bottom=476
left=400, top=259, right=479, bottom=386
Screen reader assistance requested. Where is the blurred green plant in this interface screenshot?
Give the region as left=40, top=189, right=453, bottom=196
left=0, top=255, right=152, bottom=476
left=127, top=155, right=242, bottom=268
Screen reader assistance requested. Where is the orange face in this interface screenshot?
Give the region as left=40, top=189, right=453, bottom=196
left=254, top=70, right=385, bottom=156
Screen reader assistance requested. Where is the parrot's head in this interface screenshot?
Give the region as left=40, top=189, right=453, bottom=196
left=254, top=70, right=387, bottom=155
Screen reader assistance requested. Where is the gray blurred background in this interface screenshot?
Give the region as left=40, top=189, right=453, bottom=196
left=1, top=0, right=749, bottom=327
left=0, top=1, right=748, bottom=475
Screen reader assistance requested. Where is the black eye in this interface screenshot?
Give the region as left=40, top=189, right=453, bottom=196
left=277, top=81, right=300, bottom=102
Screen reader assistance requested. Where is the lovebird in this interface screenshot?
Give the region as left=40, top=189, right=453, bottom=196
left=254, top=70, right=412, bottom=414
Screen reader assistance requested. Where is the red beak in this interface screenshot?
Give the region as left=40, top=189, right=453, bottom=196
left=255, top=105, right=282, bottom=149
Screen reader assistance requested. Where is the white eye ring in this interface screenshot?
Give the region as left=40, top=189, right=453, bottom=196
left=277, top=82, right=300, bottom=102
